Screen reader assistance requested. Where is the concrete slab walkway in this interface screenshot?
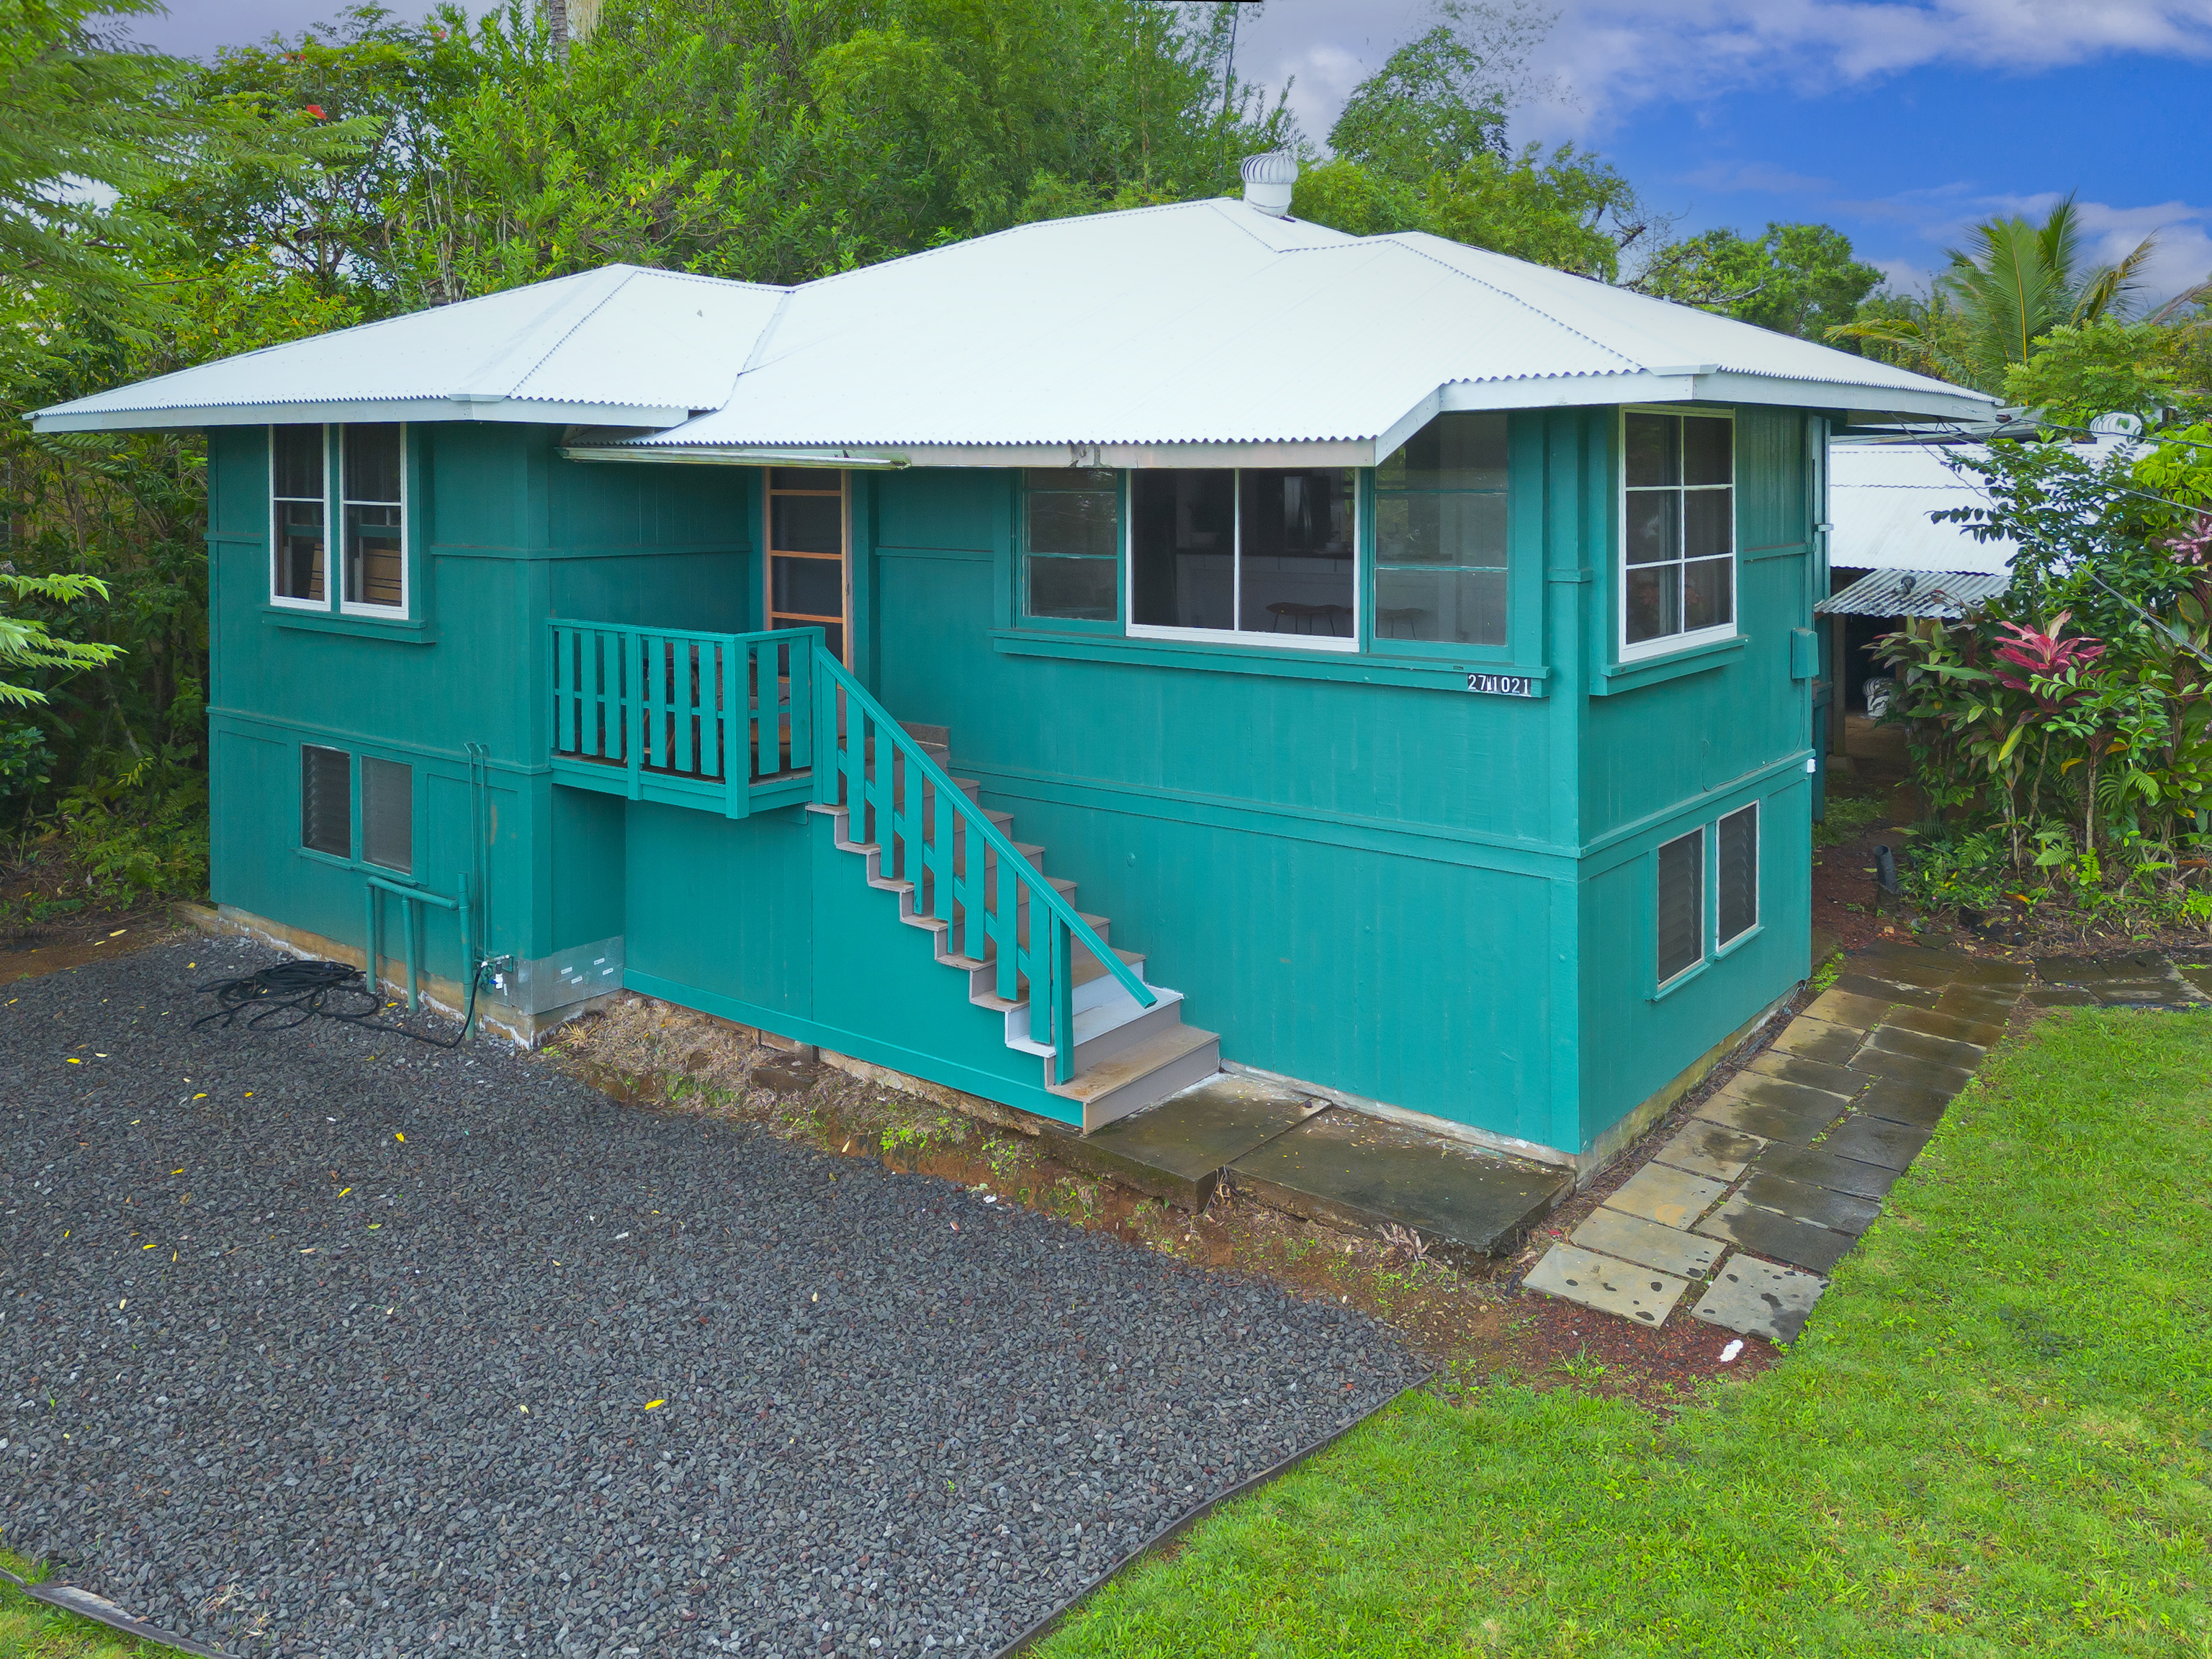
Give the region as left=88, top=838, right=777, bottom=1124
left=1524, top=943, right=2208, bottom=1344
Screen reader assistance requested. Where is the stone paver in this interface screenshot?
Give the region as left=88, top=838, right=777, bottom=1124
left=1602, top=1161, right=1729, bottom=1229
left=1853, top=1074, right=1949, bottom=1130
left=1737, top=1172, right=1882, bottom=1235
left=1570, top=1207, right=1726, bottom=1277
left=1822, top=1114, right=1933, bottom=1172
left=1770, top=1017, right=1865, bottom=1065
left=1743, top=1050, right=1869, bottom=1098
left=1523, top=1244, right=1690, bottom=1326
left=1650, top=1120, right=1765, bottom=1182
left=1690, top=1256, right=1828, bottom=1344
left=1694, top=1195, right=1856, bottom=1274
left=1527, top=942, right=2201, bottom=1341
left=1751, top=1143, right=1901, bottom=1202
left=1694, top=1087, right=1845, bottom=1146
left=1802, top=988, right=1894, bottom=1030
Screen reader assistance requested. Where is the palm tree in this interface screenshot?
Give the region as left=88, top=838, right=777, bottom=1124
left=1833, top=196, right=2157, bottom=390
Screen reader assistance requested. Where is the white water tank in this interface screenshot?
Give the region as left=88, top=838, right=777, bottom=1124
left=1240, top=151, right=1299, bottom=217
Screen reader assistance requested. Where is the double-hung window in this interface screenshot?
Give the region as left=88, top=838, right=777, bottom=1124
left=1622, top=409, right=1733, bottom=658
left=269, top=423, right=410, bottom=616
left=1129, top=467, right=1357, bottom=649
left=1655, top=801, right=1761, bottom=989
left=1373, top=412, right=1509, bottom=647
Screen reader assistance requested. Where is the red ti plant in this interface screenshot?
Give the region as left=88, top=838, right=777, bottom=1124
left=1992, top=612, right=2105, bottom=711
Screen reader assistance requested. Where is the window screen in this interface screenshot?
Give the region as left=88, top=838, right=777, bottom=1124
left=1717, top=804, right=1758, bottom=946
left=341, top=423, right=404, bottom=609
left=1624, top=411, right=1733, bottom=649
left=1374, top=412, right=1509, bottom=646
left=1657, top=827, right=1704, bottom=984
left=301, top=745, right=351, bottom=857
left=361, top=757, right=413, bottom=873
left=271, top=425, right=326, bottom=602
left=1023, top=469, right=1120, bottom=621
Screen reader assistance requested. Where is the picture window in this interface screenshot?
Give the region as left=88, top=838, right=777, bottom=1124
left=1130, top=467, right=1356, bottom=649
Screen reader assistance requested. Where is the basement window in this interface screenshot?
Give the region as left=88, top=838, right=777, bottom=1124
left=1717, top=802, right=1758, bottom=948
left=301, top=745, right=351, bottom=858
left=361, top=757, right=413, bottom=873
left=1656, top=827, right=1704, bottom=986
left=1130, top=467, right=1357, bottom=649
left=1621, top=408, right=1734, bottom=660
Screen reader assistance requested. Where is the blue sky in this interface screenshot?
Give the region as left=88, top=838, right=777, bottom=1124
left=127, top=0, right=2212, bottom=303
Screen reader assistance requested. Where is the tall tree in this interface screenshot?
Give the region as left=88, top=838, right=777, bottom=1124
left=1834, top=196, right=2157, bottom=390
left=1632, top=222, right=1884, bottom=341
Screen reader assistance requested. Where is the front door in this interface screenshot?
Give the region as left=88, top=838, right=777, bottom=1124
left=765, top=468, right=850, bottom=664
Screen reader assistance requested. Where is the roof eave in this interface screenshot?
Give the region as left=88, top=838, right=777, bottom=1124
left=1437, top=369, right=1994, bottom=423
left=27, top=396, right=695, bottom=434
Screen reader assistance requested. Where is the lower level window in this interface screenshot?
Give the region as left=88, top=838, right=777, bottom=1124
left=1717, top=803, right=1758, bottom=946
left=1656, top=827, right=1704, bottom=985
left=361, top=757, right=413, bottom=873
left=302, top=745, right=351, bottom=856
left=1130, top=467, right=1355, bottom=645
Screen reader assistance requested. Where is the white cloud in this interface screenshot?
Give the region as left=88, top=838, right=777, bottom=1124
left=1518, top=1, right=2212, bottom=140
left=1839, top=187, right=2212, bottom=304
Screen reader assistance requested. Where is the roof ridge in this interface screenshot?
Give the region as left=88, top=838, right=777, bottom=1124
left=481, top=265, right=645, bottom=399
left=791, top=197, right=1246, bottom=295
left=1372, top=235, right=1643, bottom=371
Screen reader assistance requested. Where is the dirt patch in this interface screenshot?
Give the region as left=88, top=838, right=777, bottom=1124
left=0, top=907, right=187, bottom=984
left=541, top=995, right=1799, bottom=1411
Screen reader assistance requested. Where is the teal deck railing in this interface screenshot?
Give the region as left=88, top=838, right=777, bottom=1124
left=810, top=648, right=1156, bottom=1084
left=547, top=621, right=817, bottom=815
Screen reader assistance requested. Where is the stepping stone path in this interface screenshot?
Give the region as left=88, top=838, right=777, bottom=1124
left=1524, top=942, right=2210, bottom=1344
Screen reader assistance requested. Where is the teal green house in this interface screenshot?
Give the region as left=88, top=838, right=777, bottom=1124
left=34, top=163, right=1990, bottom=1176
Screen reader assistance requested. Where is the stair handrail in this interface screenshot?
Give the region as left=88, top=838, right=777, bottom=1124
left=809, top=643, right=1156, bottom=1084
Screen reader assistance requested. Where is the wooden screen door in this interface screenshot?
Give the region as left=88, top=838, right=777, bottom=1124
left=765, top=468, right=850, bottom=664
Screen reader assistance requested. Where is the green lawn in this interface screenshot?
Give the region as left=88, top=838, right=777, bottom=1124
left=0, top=1553, right=176, bottom=1659
left=1040, top=1009, right=2212, bottom=1658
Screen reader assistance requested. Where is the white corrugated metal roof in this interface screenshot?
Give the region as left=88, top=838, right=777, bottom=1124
left=32, top=266, right=784, bottom=429
left=1830, top=440, right=2017, bottom=575
left=32, top=197, right=1996, bottom=446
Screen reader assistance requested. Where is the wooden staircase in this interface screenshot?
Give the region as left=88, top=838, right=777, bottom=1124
left=808, top=722, right=1221, bottom=1130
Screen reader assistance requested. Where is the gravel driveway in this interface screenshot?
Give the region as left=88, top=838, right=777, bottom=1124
left=1, top=938, right=1419, bottom=1658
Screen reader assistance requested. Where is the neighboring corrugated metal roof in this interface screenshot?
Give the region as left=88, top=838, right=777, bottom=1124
left=1828, top=434, right=2134, bottom=575
left=1816, top=567, right=2011, bottom=618
left=33, top=197, right=1998, bottom=441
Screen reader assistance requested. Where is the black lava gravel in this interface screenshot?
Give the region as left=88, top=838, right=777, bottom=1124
left=1, top=939, right=1420, bottom=1658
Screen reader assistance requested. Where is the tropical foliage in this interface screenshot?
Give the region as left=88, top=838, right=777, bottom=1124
left=1874, top=427, right=2212, bottom=937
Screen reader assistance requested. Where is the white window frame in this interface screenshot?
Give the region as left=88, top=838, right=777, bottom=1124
left=336, top=423, right=410, bottom=619
left=1124, top=468, right=1361, bottom=654
left=1617, top=405, right=1737, bottom=665
left=1715, top=799, right=1761, bottom=950
left=268, top=424, right=331, bottom=614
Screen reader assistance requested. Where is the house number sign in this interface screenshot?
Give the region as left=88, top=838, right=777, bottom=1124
left=1465, top=672, right=1537, bottom=697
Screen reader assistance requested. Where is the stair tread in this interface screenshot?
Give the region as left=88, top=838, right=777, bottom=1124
left=1048, top=1024, right=1219, bottom=1102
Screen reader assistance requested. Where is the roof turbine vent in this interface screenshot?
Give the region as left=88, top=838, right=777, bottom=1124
left=1239, top=150, right=1299, bottom=218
